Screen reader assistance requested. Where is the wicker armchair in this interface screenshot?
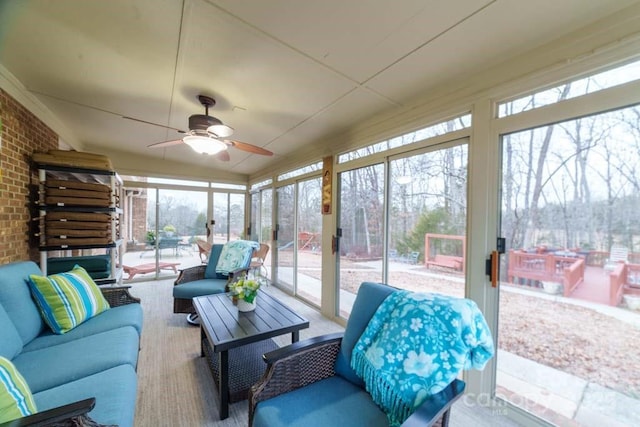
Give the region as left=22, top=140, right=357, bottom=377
left=100, top=285, right=141, bottom=306
left=173, top=242, right=255, bottom=323
left=249, top=283, right=466, bottom=427
left=173, top=264, right=210, bottom=314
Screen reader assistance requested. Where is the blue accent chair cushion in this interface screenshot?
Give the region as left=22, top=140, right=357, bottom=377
left=172, top=279, right=228, bottom=300
left=0, top=304, right=23, bottom=360
left=34, top=364, right=137, bottom=427
left=22, top=303, right=143, bottom=352
left=253, top=376, right=388, bottom=427
left=204, top=244, right=226, bottom=279
left=13, top=326, right=140, bottom=394
left=334, top=282, right=395, bottom=386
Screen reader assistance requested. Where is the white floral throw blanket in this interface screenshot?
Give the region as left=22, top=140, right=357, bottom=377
left=215, top=240, right=260, bottom=275
left=351, top=290, right=494, bottom=426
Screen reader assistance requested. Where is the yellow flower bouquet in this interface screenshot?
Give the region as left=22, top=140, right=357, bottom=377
left=230, top=277, right=261, bottom=304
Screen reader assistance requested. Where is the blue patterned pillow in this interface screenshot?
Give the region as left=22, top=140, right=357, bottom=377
left=0, top=356, right=37, bottom=423
left=215, top=240, right=259, bottom=275
left=28, top=265, right=110, bottom=334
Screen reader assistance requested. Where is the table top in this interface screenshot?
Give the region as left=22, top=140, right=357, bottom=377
left=193, top=291, right=309, bottom=352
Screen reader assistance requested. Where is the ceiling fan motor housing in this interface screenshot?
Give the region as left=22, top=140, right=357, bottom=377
left=189, top=114, right=223, bottom=131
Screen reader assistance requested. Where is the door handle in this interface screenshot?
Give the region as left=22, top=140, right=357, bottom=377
left=486, top=238, right=505, bottom=287
left=486, top=251, right=499, bottom=287
left=332, top=228, right=342, bottom=255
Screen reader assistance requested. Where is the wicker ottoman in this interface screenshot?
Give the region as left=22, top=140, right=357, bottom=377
left=203, top=336, right=278, bottom=403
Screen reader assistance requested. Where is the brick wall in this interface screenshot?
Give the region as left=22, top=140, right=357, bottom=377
left=121, top=189, right=149, bottom=246
left=131, top=190, right=148, bottom=243
left=0, top=89, right=58, bottom=264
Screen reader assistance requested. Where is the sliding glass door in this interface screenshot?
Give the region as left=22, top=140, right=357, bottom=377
left=212, top=192, right=245, bottom=243
left=387, top=142, right=467, bottom=298
left=121, top=182, right=245, bottom=282
left=337, top=163, right=385, bottom=317
left=495, top=104, right=640, bottom=424
left=272, top=177, right=323, bottom=305
left=121, top=187, right=206, bottom=281
left=295, top=177, right=322, bottom=306
left=275, top=184, right=295, bottom=293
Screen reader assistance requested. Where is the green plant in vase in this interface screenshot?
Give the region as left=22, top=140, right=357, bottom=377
left=146, top=231, right=156, bottom=245
left=230, top=276, right=264, bottom=311
left=230, top=278, right=261, bottom=303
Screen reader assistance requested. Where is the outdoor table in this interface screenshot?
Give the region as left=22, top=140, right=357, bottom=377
left=193, top=291, right=309, bottom=420
left=554, top=250, right=578, bottom=257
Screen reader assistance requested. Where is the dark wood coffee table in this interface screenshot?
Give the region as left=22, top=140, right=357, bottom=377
left=193, top=291, right=309, bottom=420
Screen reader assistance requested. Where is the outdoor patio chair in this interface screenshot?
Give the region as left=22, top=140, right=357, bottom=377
left=250, top=243, right=270, bottom=277
left=196, top=238, right=212, bottom=264
left=604, top=246, right=628, bottom=273
left=173, top=240, right=259, bottom=324
left=249, top=282, right=492, bottom=427
left=407, top=251, right=420, bottom=264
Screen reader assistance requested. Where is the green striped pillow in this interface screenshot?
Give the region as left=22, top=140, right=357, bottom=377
left=0, top=356, right=37, bottom=422
left=29, top=265, right=110, bottom=334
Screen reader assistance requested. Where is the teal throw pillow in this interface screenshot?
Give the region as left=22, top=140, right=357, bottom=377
left=0, top=356, right=37, bottom=423
left=28, top=265, right=110, bottom=334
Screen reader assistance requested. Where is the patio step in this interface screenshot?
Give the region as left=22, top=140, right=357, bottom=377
left=497, top=350, right=640, bottom=426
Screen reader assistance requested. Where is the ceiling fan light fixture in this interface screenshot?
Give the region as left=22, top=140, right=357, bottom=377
left=183, top=135, right=227, bottom=155
left=207, top=123, right=234, bottom=138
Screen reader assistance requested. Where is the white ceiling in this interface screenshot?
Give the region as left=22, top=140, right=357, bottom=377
left=0, top=0, right=637, bottom=177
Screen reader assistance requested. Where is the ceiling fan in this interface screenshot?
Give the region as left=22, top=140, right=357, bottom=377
left=144, top=95, right=273, bottom=161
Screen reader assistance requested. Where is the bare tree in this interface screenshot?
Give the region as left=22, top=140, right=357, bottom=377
left=521, top=84, right=572, bottom=248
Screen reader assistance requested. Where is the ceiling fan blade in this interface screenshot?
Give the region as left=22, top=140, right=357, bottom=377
left=215, top=150, right=231, bottom=162
left=29, top=90, right=186, bottom=133
left=147, top=139, right=184, bottom=148
left=122, top=116, right=185, bottom=133
left=228, top=140, right=273, bottom=156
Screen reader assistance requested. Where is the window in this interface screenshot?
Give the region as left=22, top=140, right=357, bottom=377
left=277, top=162, right=323, bottom=181
left=498, top=58, right=640, bottom=117
left=251, top=179, right=272, bottom=191
left=338, top=114, right=471, bottom=163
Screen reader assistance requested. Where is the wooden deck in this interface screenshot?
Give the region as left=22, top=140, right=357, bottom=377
left=569, top=266, right=616, bottom=305
left=507, top=250, right=640, bottom=306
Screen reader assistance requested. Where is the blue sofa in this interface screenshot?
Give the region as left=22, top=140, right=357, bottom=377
left=0, top=261, right=143, bottom=427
